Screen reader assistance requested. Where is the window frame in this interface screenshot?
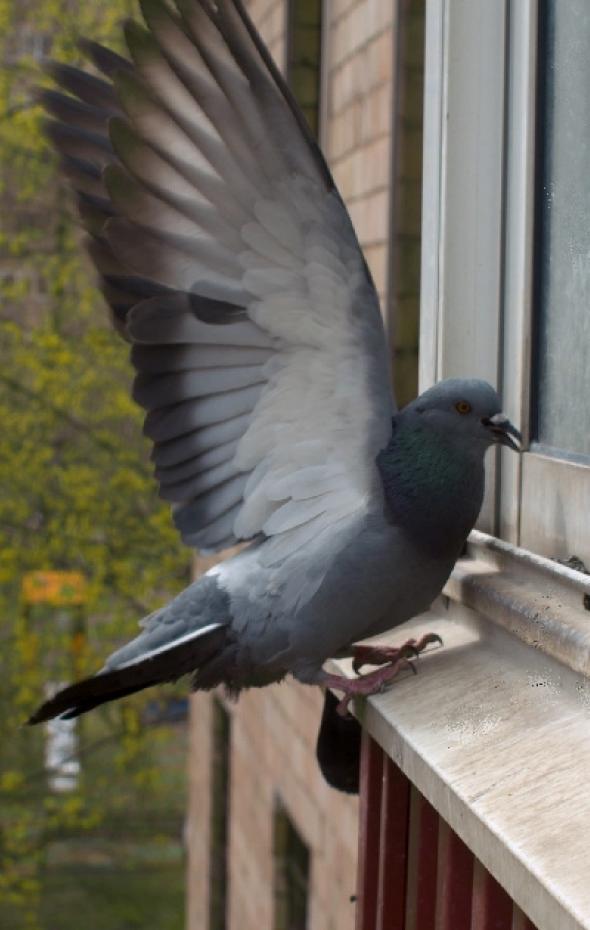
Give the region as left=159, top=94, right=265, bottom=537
left=420, top=0, right=590, bottom=565
left=272, top=800, right=310, bottom=930
left=508, top=0, right=590, bottom=565
left=285, top=0, right=324, bottom=141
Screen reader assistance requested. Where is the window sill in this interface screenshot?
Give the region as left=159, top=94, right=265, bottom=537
left=448, top=529, right=590, bottom=678
left=327, top=531, right=590, bottom=930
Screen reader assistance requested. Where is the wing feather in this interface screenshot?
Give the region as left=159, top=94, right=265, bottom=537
left=43, top=0, right=395, bottom=555
left=133, top=366, right=265, bottom=407
left=159, top=458, right=240, bottom=503
left=131, top=343, right=270, bottom=373
left=156, top=438, right=239, bottom=484
left=151, top=412, right=251, bottom=468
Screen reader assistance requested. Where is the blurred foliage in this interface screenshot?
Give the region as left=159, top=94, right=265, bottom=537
left=0, top=2, right=191, bottom=927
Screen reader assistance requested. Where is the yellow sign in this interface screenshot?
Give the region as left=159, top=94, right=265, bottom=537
left=22, top=571, right=87, bottom=606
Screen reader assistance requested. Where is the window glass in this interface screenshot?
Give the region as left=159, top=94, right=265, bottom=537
left=209, top=700, right=231, bottom=930
left=273, top=805, right=310, bottom=930
left=534, top=0, right=590, bottom=457
left=287, top=0, right=323, bottom=138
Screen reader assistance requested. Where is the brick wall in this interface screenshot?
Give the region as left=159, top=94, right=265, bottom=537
left=246, top=0, right=286, bottom=65
left=185, top=1, right=426, bottom=928
left=187, top=681, right=359, bottom=930
left=323, top=0, right=424, bottom=403
left=325, top=0, right=395, bottom=305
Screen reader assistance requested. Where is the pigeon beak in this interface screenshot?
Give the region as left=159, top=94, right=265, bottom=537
left=482, top=413, right=522, bottom=452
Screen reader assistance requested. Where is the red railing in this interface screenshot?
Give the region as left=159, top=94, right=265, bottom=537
left=355, top=733, right=538, bottom=930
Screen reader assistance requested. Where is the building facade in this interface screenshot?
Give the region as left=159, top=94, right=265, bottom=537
left=189, top=0, right=590, bottom=927
left=186, top=2, right=425, bottom=929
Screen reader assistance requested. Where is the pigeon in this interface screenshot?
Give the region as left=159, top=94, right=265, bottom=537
left=28, top=0, right=521, bottom=726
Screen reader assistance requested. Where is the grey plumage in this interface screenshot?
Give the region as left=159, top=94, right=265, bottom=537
left=155, top=439, right=240, bottom=483
left=77, top=38, right=133, bottom=78
left=151, top=413, right=251, bottom=470
left=29, top=0, right=520, bottom=727
left=46, top=61, right=121, bottom=109
left=43, top=119, right=113, bottom=165
left=131, top=344, right=271, bottom=373
left=133, top=365, right=265, bottom=407
left=41, top=89, right=113, bottom=134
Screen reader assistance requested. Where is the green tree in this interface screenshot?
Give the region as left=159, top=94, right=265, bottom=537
left=0, top=3, right=192, bottom=926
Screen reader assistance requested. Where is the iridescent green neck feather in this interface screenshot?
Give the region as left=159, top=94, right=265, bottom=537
left=377, top=418, right=486, bottom=558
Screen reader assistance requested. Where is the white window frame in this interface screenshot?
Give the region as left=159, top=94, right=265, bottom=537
left=420, top=0, right=590, bottom=566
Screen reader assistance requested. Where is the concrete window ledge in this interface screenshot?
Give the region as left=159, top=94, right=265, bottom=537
left=327, top=531, right=590, bottom=930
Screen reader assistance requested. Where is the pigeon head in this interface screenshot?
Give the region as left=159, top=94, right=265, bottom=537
left=377, top=379, right=521, bottom=556
left=403, top=379, right=521, bottom=454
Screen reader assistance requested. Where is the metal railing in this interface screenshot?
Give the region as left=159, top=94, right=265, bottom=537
left=355, top=732, right=537, bottom=930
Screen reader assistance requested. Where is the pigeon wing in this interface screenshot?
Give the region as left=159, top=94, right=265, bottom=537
left=46, top=0, right=395, bottom=560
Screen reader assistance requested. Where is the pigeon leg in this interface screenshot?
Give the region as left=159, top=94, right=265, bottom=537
left=351, top=632, right=443, bottom=674
left=322, top=657, right=417, bottom=718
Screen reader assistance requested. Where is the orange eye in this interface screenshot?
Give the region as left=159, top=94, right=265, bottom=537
left=455, top=400, right=472, bottom=415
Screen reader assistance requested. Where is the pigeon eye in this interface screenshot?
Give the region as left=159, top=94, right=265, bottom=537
left=455, top=401, right=471, bottom=415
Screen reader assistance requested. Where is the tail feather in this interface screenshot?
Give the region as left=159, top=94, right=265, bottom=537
left=27, top=623, right=227, bottom=725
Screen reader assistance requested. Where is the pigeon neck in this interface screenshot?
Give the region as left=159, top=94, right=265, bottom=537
left=376, top=416, right=485, bottom=558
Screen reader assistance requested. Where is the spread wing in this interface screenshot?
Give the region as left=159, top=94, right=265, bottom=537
left=44, top=0, right=395, bottom=562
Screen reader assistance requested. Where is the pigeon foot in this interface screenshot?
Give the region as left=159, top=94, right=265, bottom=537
left=351, top=632, right=443, bottom=674
left=322, top=658, right=416, bottom=717
left=322, top=632, right=443, bottom=717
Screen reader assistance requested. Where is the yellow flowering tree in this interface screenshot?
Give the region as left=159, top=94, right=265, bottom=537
left=0, top=3, right=191, bottom=926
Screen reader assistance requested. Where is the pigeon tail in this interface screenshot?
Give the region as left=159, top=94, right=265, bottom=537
left=27, top=622, right=228, bottom=724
